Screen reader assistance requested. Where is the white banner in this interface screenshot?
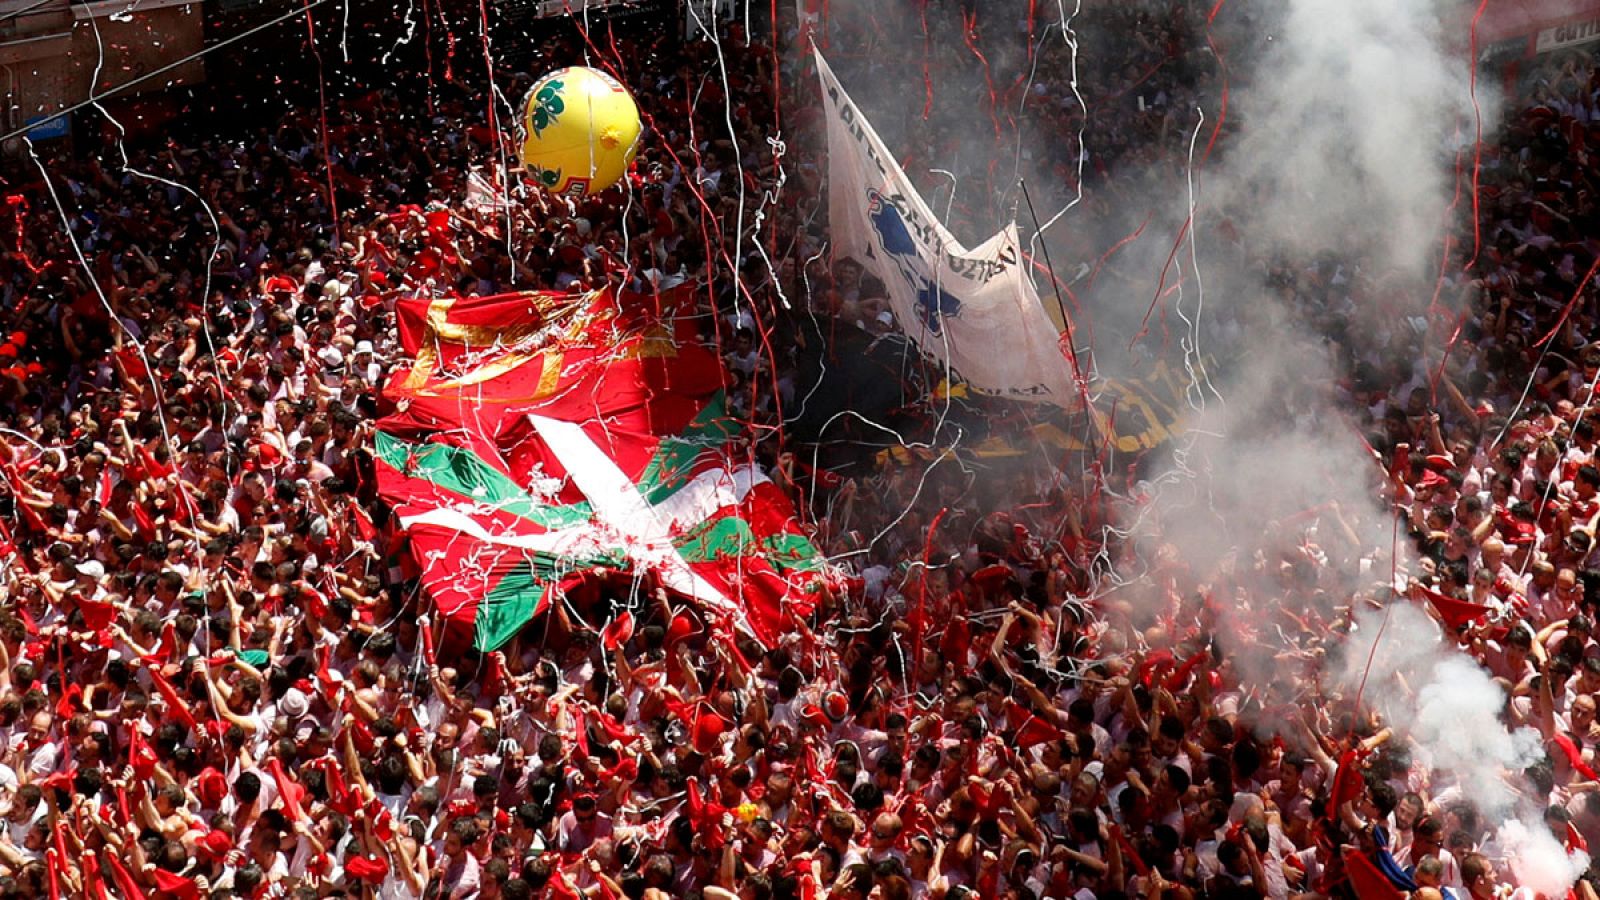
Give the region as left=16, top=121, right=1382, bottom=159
left=1536, top=18, right=1600, bottom=54
left=816, top=51, right=1076, bottom=408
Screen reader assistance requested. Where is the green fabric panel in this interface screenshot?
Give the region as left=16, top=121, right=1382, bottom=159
left=376, top=431, right=592, bottom=530
left=473, top=563, right=548, bottom=651
left=762, top=533, right=827, bottom=573
left=637, top=392, right=739, bottom=504
left=472, top=548, right=633, bottom=651
left=674, top=516, right=755, bottom=562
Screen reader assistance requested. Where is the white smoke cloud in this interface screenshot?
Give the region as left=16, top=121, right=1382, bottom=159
left=1334, top=604, right=1548, bottom=817
left=1220, top=0, right=1485, bottom=274
left=1499, top=819, right=1592, bottom=900
left=1335, top=602, right=1577, bottom=891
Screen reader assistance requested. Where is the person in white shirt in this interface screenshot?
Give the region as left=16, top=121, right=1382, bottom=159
left=1394, top=815, right=1463, bottom=889
left=3, top=784, right=44, bottom=847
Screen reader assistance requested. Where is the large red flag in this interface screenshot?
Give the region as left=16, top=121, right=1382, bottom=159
left=377, top=286, right=826, bottom=657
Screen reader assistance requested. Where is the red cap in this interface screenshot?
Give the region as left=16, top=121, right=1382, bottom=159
left=196, top=829, right=233, bottom=861
left=823, top=690, right=848, bottom=722
left=196, top=767, right=228, bottom=808
left=798, top=704, right=830, bottom=730
left=667, top=612, right=697, bottom=645
left=693, top=709, right=729, bottom=754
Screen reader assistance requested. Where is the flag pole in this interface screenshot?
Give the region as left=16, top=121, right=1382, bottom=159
left=1018, top=178, right=1107, bottom=460
left=1018, top=179, right=1073, bottom=345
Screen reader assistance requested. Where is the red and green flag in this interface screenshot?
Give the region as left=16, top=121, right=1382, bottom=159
left=376, top=286, right=826, bottom=654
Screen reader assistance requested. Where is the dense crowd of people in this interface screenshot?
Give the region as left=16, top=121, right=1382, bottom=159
left=0, top=1, right=1598, bottom=898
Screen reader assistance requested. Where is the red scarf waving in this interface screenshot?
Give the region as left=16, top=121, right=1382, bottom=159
left=265, top=758, right=307, bottom=822
left=103, top=852, right=149, bottom=900
left=1552, top=733, right=1600, bottom=782
left=128, top=725, right=158, bottom=780
left=1325, top=748, right=1367, bottom=823
left=151, top=869, right=201, bottom=900
left=82, top=850, right=110, bottom=900
left=146, top=667, right=197, bottom=733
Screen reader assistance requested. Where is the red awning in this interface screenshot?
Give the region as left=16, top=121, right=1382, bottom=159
left=1475, top=0, right=1600, bottom=45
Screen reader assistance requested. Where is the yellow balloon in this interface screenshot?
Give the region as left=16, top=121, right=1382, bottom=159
left=519, top=66, right=642, bottom=198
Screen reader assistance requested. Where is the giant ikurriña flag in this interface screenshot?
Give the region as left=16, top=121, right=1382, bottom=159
left=816, top=51, right=1076, bottom=407
left=376, top=286, right=826, bottom=653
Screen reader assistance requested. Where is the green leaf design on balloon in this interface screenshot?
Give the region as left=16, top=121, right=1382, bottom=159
left=529, top=165, right=562, bottom=189
left=530, top=80, right=566, bottom=136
